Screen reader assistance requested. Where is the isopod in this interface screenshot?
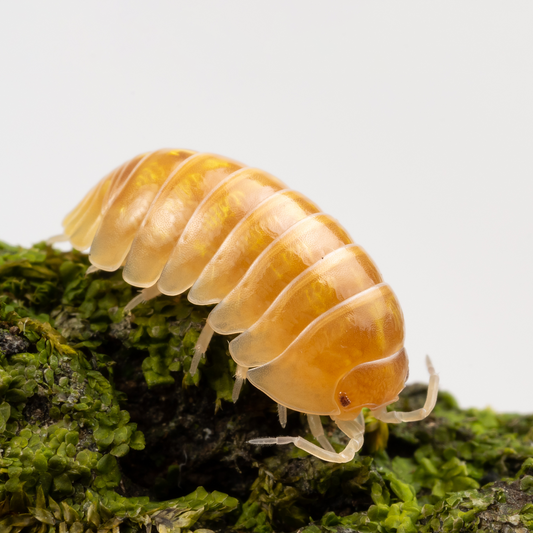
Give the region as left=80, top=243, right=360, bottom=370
left=49, top=148, right=439, bottom=463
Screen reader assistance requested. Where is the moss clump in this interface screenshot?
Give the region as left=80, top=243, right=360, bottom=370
left=0, top=240, right=532, bottom=532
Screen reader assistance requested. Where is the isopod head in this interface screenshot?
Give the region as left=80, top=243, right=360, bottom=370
left=334, top=348, right=409, bottom=421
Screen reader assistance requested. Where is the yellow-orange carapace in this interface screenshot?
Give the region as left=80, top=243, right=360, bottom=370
left=51, top=148, right=438, bottom=463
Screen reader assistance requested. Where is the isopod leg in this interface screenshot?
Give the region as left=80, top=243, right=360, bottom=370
left=46, top=233, right=69, bottom=245
left=86, top=265, right=100, bottom=276
left=335, top=411, right=365, bottom=444
left=124, top=284, right=162, bottom=313
left=248, top=434, right=361, bottom=464
left=278, top=404, right=288, bottom=428
left=372, top=356, right=439, bottom=424
left=248, top=412, right=365, bottom=463
left=232, top=365, right=248, bottom=403
left=190, top=322, right=215, bottom=376
left=307, top=414, right=334, bottom=452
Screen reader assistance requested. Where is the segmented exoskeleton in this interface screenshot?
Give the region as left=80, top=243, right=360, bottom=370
left=50, top=148, right=439, bottom=463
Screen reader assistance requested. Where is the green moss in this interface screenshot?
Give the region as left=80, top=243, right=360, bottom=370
left=0, top=240, right=532, bottom=532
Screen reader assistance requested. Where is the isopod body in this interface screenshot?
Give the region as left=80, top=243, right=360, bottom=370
left=52, top=148, right=438, bottom=463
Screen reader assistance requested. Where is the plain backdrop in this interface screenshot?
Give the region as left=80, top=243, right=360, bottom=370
left=0, top=2, right=532, bottom=413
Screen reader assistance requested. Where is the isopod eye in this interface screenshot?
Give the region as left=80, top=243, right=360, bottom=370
left=339, top=392, right=351, bottom=407
left=334, top=348, right=409, bottom=412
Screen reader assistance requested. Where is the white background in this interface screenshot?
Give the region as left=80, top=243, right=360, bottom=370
left=0, top=2, right=532, bottom=413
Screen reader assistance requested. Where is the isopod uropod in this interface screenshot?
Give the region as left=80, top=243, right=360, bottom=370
left=50, top=148, right=439, bottom=463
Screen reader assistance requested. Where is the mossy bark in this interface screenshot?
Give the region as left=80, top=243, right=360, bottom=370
left=0, top=241, right=532, bottom=533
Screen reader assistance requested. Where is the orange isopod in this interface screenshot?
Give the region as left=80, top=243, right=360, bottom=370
left=50, top=148, right=439, bottom=463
